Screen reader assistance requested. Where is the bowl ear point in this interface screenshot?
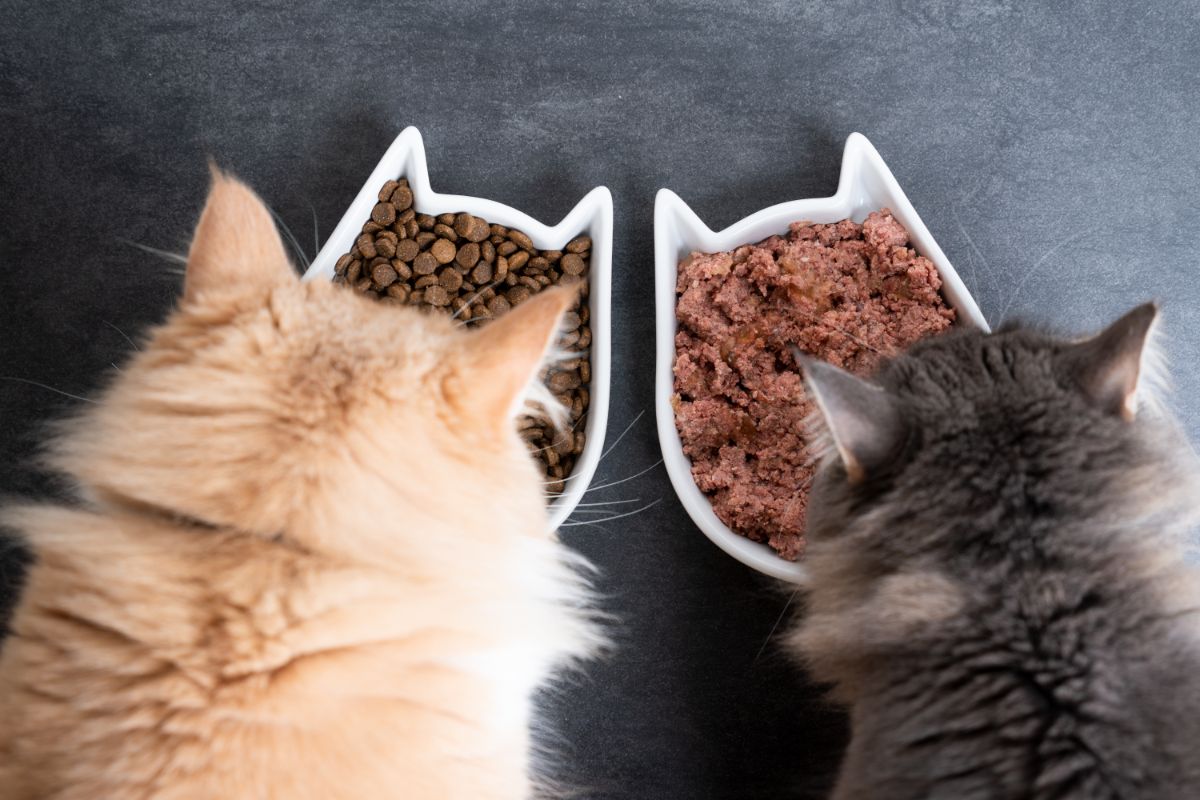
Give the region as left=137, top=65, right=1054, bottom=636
left=395, top=127, right=431, bottom=198
left=655, top=189, right=713, bottom=246
left=559, top=186, right=613, bottom=233
left=836, top=131, right=885, bottom=213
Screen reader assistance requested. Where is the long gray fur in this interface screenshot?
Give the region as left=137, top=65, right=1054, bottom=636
left=792, top=310, right=1200, bottom=799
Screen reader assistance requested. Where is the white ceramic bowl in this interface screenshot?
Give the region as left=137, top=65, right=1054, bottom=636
left=654, top=132, right=990, bottom=583
left=303, top=127, right=612, bottom=530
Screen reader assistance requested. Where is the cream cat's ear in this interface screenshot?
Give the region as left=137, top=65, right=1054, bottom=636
left=459, top=285, right=577, bottom=428
left=797, top=352, right=906, bottom=484
left=1065, top=302, right=1160, bottom=420
left=184, top=168, right=295, bottom=300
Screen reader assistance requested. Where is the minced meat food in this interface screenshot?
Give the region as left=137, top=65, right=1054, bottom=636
left=672, top=210, right=955, bottom=560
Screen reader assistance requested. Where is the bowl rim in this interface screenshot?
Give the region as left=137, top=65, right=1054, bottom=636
left=303, top=126, right=612, bottom=530
left=654, top=132, right=990, bottom=583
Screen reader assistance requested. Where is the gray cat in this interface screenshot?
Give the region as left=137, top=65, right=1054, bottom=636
left=789, top=303, right=1200, bottom=799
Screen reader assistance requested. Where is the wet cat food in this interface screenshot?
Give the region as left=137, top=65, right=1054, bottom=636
left=672, top=210, right=955, bottom=559
left=333, top=178, right=592, bottom=494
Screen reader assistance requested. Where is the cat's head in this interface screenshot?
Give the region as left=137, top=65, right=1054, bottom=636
left=798, top=303, right=1194, bottom=577
left=47, top=171, right=575, bottom=563
left=789, top=305, right=1200, bottom=689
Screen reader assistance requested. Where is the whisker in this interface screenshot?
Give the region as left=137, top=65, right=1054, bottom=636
left=559, top=497, right=662, bottom=527
left=583, top=459, right=664, bottom=493
left=542, top=471, right=583, bottom=486
left=571, top=498, right=643, bottom=508
left=597, top=409, right=644, bottom=462
left=102, top=320, right=142, bottom=352
left=457, top=316, right=489, bottom=328
left=267, top=206, right=311, bottom=270
left=793, top=312, right=889, bottom=357
left=452, top=279, right=507, bottom=320
left=119, top=238, right=188, bottom=265
left=306, top=200, right=321, bottom=256
left=556, top=519, right=612, bottom=534
left=998, top=228, right=1090, bottom=323
left=0, top=376, right=98, bottom=405
left=951, top=207, right=996, bottom=318
left=752, top=590, right=798, bottom=666
left=526, top=417, right=587, bottom=454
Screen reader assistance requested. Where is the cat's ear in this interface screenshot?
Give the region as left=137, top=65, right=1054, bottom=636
left=184, top=167, right=295, bottom=301
left=458, top=285, right=577, bottom=428
left=1064, top=302, right=1159, bottom=420
left=798, top=352, right=906, bottom=484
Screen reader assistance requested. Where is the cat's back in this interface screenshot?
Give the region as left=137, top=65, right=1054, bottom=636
left=840, top=545, right=1200, bottom=800
left=0, top=503, right=517, bottom=800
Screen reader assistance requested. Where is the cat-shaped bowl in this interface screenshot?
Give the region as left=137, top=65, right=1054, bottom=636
left=304, top=127, right=612, bottom=530
left=654, top=132, right=989, bottom=583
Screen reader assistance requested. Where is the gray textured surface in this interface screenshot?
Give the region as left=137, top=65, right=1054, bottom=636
left=3, top=1, right=1200, bottom=797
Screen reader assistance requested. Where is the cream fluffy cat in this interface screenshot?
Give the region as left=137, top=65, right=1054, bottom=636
left=0, top=173, right=601, bottom=799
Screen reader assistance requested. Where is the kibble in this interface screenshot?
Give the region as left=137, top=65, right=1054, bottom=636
left=471, top=261, right=493, bottom=285
left=453, top=213, right=476, bottom=239
left=371, top=262, right=398, bottom=287
left=560, top=253, right=586, bottom=275
left=456, top=242, right=480, bottom=269
left=430, top=238, right=456, bottom=264
left=391, top=185, right=413, bottom=210
left=413, top=251, right=438, bottom=275
left=331, top=176, right=593, bottom=493
left=424, top=285, right=451, bottom=306
left=509, top=230, right=535, bottom=252
left=467, top=218, right=490, bottom=243
left=378, top=180, right=400, bottom=202
left=371, top=202, right=396, bottom=226
left=375, top=237, right=396, bottom=258
left=508, top=250, right=530, bottom=271
left=356, top=234, right=377, bottom=260
left=439, top=268, right=464, bottom=293
left=486, top=295, right=511, bottom=316
left=396, top=238, right=420, bottom=262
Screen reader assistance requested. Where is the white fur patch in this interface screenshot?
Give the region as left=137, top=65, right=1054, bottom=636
left=519, top=339, right=574, bottom=431
left=1134, top=314, right=1171, bottom=419
left=443, top=538, right=603, bottom=738
left=802, top=403, right=838, bottom=468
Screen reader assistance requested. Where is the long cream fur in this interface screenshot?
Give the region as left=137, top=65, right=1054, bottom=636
left=0, top=173, right=601, bottom=799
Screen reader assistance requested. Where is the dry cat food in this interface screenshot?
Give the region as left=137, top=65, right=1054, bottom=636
left=673, top=210, right=955, bottom=560
left=332, top=178, right=592, bottom=494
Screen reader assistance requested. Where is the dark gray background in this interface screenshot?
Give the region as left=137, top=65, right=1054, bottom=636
left=2, top=1, right=1199, bottom=797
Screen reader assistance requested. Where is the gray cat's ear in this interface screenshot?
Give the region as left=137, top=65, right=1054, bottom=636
left=1065, top=302, right=1159, bottom=420
left=796, top=352, right=906, bottom=484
